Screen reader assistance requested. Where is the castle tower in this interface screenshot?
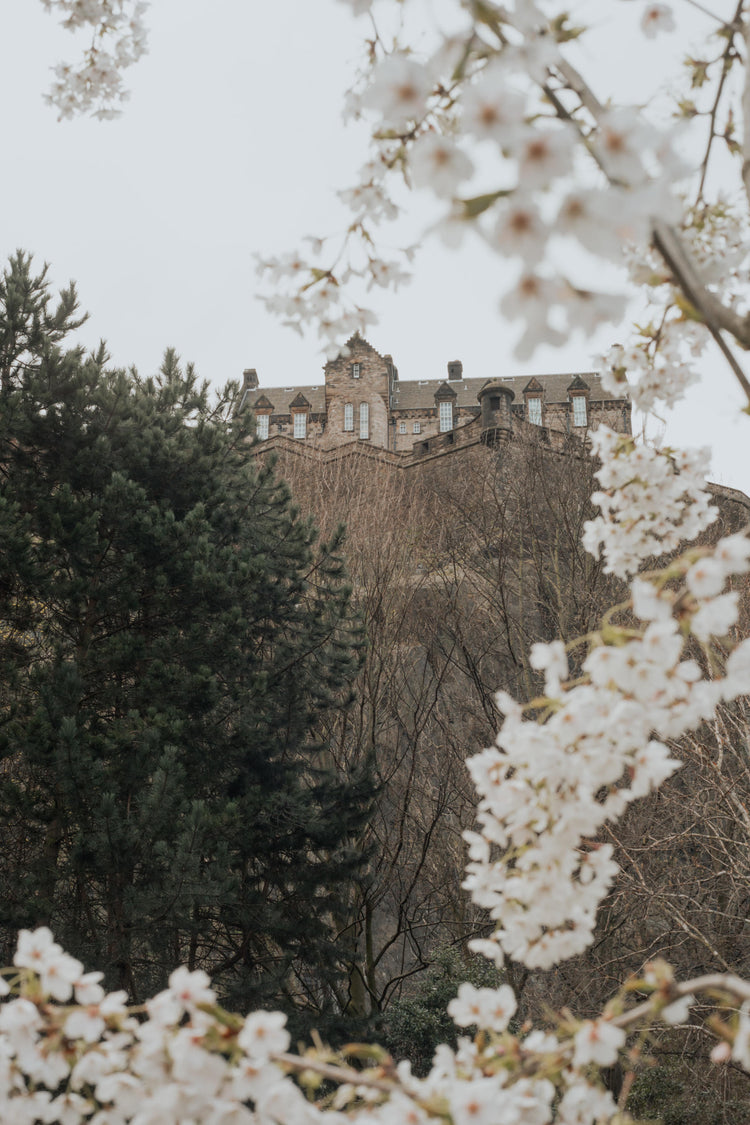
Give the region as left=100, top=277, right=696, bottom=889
left=477, top=381, right=515, bottom=446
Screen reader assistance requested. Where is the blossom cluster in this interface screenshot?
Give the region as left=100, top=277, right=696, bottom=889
left=599, top=205, right=750, bottom=416
left=582, top=426, right=718, bottom=578
left=41, top=0, right=149, bottom=119
left=0, top=927, right=296, bottom=1124
left=0, top=925, right=729, bottom=1125
left=463, top=516, right=750, bottom=971
left=256, top=0, right=696, bottom=359
left=4, top=925, right=750, bottom=1125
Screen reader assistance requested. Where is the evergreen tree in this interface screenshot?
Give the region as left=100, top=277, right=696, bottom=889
left=0, top=253, right=372, bottom=1024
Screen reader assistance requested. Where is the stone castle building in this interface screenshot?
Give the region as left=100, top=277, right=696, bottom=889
left=237, top=335, right=631, bottom=463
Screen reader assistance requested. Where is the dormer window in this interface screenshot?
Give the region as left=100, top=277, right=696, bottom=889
left=527, top=397, right=542, bottom=425
left=352, top=363, right=361, bottom=379
left=293, top=412, right=307, bottom=439
left=439, top=401, right=453, bottom=432
left=572, top=396, right=587, bottom=427
left=344, top=403, right=354, bottom=431
left=256, top=414, right=269, bottom=440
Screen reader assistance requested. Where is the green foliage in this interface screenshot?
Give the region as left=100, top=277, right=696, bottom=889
left=0, top=253, right=373, bottom=1024
left=379, top=947, right=505, bottom=1075
left=627, top=1059, right=749, bottom=1125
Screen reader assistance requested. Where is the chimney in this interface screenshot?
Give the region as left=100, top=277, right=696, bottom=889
left=447, top=360, right=463, bottom=381
left=242, top=368, right=259, bottom=390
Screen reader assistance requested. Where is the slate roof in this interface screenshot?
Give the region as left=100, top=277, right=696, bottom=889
left=244, top=371, right=623, bottom=417
left=390, top=372, right=620, bottom=411
left=246, top=385, right=326, bottom=414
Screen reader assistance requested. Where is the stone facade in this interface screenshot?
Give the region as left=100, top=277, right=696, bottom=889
left=237, top=334, right=632, bottom=456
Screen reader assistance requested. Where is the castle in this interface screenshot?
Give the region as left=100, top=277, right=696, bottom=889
left=237, top=334, right=632, bottom=464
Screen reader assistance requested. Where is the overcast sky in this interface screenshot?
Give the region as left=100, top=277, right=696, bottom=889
left=2, top=1, right=748, bottom=491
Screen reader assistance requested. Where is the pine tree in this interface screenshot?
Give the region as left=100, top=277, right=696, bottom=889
left=0, top=254, right=372, bottom=1025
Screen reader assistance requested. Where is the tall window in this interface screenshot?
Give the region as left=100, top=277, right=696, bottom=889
left=352, top=363, right=361, bottom=379
left=256, top=414, right=269, bottom=440
left=527, top=397, right=542, bottom=425
left=439, top=401, right=453, bottom=432
left=359, top=402, right=369, bottom=439
left=344, top=402, right=354, bottom=431
left=413, top=421, right=421, bottom=434
left=399, top=421, right=406, bottom=434
left=293, top=412, right=307, bottom=439
left=572, top=396, right=587, bottom=427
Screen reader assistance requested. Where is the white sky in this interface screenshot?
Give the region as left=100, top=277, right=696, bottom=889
left=2, top=1, right=748, bottom=491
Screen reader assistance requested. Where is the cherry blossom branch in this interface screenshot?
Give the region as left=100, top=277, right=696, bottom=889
left=613, top=973, right=750, bottom=1030
left=651, top=217, right=750, bottom=403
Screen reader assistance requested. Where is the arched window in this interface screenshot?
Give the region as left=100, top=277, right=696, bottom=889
left=344, top=402, right=354, bottom=431
left=359, top=402, right=369, bottom=439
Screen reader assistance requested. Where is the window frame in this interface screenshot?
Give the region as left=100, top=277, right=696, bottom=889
left=572, top=396, right=587, bottom=427
left=256, top=414, right=269, bottom=440
left=527, top=396, right=542, bottom=426
left=439, top=400, right=453, bottom=432
left=344, top=402, right=354, bottom=431
left=352, top=363, right=361, bottom=379
left=293, top=412, right=307, bottom=439
left=359, top=402, right=369, bottom=440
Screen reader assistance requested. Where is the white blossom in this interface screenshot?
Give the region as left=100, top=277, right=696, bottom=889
left=447, top=983, right=517, bottom=1032
left=238, top=1011, right=290, bottom=1059
left=409, top=133, right=475, bottom=199
left=641, top=4, right=676, bottom=37
left=461, top=67, right=527, bottom=146
left=362, top=55, right=433, bottom=130
left=572, top=1020, right=626, bottom=1068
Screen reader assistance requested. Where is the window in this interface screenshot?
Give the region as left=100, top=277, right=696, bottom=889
left=439, top=401, right=453, bottom=432
left=256, top=414, right=269, bottom=440
left=359, top=402, right=369, bottom=439
left=413, top=421, right=421, bottom=434
left=293, top=412, right=307, bottom=439
left=352, top=363, right=361, bottom=379
left=399, top=421, right=406, bottom=434
left=344, top=403, right=354, bottom=431
left=527, top=397, right=542, bottom=425
left=572, top=396, right=587, bottom=427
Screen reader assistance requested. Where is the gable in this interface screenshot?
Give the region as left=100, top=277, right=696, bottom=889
left=523, top=377, right=544, bottom=394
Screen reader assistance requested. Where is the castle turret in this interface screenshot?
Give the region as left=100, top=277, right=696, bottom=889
left=478, top=381, right=515, bottom=445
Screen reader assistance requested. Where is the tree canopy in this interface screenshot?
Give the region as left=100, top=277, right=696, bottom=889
left=0, top=251, right=372, bottom=1019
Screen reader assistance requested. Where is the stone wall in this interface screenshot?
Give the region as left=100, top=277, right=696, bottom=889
left=323, top=342, right=391, bottom=450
